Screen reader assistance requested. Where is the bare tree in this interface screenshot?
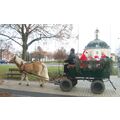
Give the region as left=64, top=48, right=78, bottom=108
left=0, top=24, right=73, bottom=60
left=53, top=47, right=68, bottom=61
left=0, top=40, right=13, bottom=60
left=31, top=46, right=44, bottom=61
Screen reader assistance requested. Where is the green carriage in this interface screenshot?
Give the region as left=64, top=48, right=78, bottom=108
left=59, top=58, right=115, bottom=94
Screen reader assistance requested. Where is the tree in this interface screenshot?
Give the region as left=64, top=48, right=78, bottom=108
left=0, top=40, right=13, bottom=60
left=31, top=46, right=47, bottom=61
left=0, top=24, right=73, bottom=60
left=53, top=47, right=68, bottom=61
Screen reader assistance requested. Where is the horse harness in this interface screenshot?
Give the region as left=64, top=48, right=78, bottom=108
left=14, top=57, right=48, bottom=80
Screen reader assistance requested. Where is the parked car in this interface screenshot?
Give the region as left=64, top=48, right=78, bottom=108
left=0, top=60, right=8, bottom=64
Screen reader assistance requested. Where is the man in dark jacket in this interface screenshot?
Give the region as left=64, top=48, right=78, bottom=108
left=64, top=48, right=76, bottom=74
left=65, top=48, right=76, bottom=64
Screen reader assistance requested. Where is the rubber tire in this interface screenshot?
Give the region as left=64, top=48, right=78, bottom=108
left=71, top=79, right=78, bottom=87
left=60, top=79, right=73, bottom=92
left=91, top=80, right=105, bottom=94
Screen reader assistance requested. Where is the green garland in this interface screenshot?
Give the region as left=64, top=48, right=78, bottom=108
left=75, top=58, right=112, bottom=77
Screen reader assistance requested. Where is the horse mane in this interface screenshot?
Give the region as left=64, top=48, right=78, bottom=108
left=14, top=56, right=26, bottom=68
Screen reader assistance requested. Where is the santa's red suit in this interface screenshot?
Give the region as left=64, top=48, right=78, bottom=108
left=101, top=54, right=106, bottom=59
left=80, top=50, right=88, bottom=61
left=79, top=50, right=88, bottom=68
left=94, top=55, right=100, bottom=61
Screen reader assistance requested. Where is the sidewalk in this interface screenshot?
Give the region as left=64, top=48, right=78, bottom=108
left=0, top=76, right=120, bottom=97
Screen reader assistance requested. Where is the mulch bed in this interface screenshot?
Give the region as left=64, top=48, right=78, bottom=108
left=0, top=92, right=12, bottom=97
left=0, top=80, right=12, bottom=97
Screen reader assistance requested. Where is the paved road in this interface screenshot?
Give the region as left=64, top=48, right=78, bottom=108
left=0, top=88, right=75, bottom=97
left=0, top=76, right=120, bottom=97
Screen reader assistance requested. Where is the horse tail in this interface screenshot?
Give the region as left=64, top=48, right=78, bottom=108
left=41, top=63, right=45, bottom=71
left=41, top=63, right=49, bottom=81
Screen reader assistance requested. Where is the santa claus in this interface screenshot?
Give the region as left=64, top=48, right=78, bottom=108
left=80, top=50, right=88, bottom=61
left=101, top=52, right=106, bottom=59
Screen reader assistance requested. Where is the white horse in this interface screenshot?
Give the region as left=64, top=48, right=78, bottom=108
left=9, top=55, right=49, bottom=87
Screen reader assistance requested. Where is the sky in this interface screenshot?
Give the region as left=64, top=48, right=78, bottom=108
left=2, top=0, right=120, bottom=54
left=23, top=24, right=120, bottom=54
left=78, top=24, right=120, bottom=53
left=12, top=24, right=120, bottom=54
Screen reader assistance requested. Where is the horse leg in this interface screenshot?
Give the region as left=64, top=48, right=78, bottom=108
left=37, top=71, right=43, bottom=87
left=25, top=74, right=30, bottom=86
left=39, top=79, right=45, bottom=87
left=39, top=79, right=43, bottom=87
left=19, top=73, right=25, bottom=85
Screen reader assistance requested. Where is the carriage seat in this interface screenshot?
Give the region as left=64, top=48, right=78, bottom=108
left=67, top=64, right=76, bottom=68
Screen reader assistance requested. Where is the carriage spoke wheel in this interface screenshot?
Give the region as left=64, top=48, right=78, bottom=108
left=60, top=79, right=73, bottom=92
left=91, top=80, right=105, bottom=94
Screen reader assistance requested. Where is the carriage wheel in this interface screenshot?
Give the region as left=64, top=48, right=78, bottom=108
left=91, top=80, right=105, bottom=94
left=60, top=79, right=73, bottom=92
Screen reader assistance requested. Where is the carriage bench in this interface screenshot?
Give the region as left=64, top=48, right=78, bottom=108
left=6, top=68, right=22, bottom=79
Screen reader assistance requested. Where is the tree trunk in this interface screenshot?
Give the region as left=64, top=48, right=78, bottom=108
left=21, top=25, right=29, bottom=61
left=22, top=43, right=28, bottom=60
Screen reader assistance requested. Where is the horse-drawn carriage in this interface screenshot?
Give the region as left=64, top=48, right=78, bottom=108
left=56, top=57, right=116, bottom=94
left=9, top=55, right=116, bottom=94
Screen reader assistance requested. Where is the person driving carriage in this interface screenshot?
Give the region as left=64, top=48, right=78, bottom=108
left=64, top=48, right=76, bottom=74
left=65, top=48, right=76, bottom=64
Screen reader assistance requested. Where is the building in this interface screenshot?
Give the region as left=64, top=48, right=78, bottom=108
left=84, top=29, right=111, bottom=60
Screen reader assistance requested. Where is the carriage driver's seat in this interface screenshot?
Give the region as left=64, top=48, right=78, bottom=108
left=63, top=48, right=76, bottom=75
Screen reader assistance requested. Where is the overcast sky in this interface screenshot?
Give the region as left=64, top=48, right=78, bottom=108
left=78, top=24, right=120, bottom=53
left=1, top=0, right=120, bottom=54
left=26, top=24, right=120, bottom=54
left=8, top=0, right=120, bottom=54
left=13, top=24, right=120, bottom=54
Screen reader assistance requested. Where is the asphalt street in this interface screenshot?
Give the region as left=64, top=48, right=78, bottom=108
left=0, top=88, right=75, bottom=97
left=0, top=76, right=120, bottom=97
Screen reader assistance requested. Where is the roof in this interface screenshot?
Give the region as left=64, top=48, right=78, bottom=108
left=85, top=29, right=110, bottom=49
left=85, top=39, right=110, bottom=49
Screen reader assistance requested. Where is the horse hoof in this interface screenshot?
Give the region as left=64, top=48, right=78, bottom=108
left=18, top=83, right=21, bottom=85
left=40, top=84, right=43, bottom=87
left=26, top=84, right=30, bottom=86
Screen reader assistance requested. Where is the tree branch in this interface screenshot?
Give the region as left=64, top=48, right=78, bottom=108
left=28, top=35, right=56, bottom=47
left=0, top=33, right=22, bottom=46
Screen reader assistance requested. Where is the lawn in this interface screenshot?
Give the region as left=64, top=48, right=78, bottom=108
left=0, top=64, right=64, bottom=80
left=0, top=64, right=16, bottom=77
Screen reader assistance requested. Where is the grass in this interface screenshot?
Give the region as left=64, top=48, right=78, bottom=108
left=0, top=64, right=16, bottom=77
left=111, top=66, right=118, bottom=75
left=0, top=64, right=64, bottom=80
